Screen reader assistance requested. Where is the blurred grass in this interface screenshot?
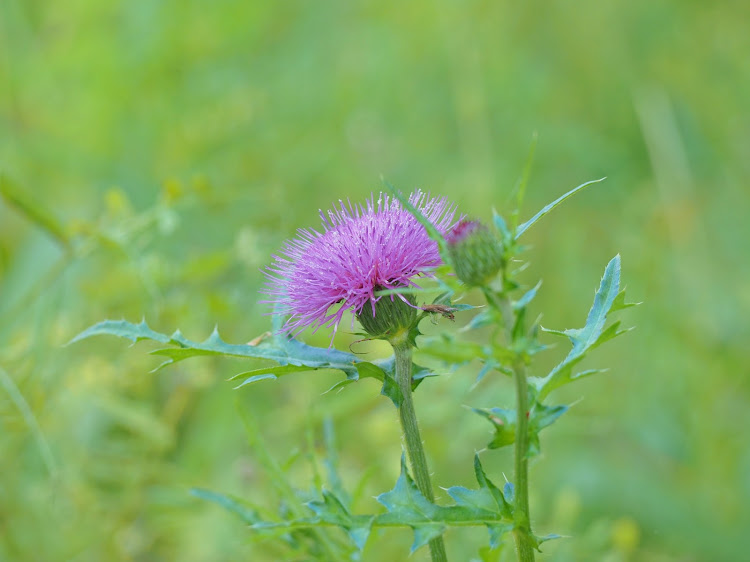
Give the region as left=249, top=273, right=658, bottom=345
left=1, top=0, right=749, bottom=560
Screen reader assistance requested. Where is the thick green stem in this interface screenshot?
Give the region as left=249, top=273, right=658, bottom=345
left=393, top=341, right=448, bottom=562
left=484, top=289, right=536, bottom=562
left=511, top=357, right=535, bottom=561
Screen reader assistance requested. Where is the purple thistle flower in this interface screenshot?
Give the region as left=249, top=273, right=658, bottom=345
left=263, top=190, right=459, bottom=340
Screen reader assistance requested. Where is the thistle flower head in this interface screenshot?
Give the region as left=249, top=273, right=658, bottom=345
left=446, top=219, right=504, bottom=287
left=263, top=190, right=459, bottom=340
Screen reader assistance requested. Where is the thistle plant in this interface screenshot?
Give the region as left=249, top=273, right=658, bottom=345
left=72, top=173, right=635, bottom=561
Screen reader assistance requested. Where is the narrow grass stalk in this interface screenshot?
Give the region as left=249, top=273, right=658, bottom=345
left=237, top=401, right=346, bottom=560
left=0, top=365, right=58, bottom=478
left=393, top=341, right=448, bottom=562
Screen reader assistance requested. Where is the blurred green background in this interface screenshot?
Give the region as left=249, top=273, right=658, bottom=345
left=1, top=0, right=748, bottom=560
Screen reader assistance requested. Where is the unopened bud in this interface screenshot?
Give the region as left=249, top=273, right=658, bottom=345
left=446, top=220, right=504, bottom=286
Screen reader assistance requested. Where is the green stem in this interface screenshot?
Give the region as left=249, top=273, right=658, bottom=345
left=483, top=289, right=536, bottom=562
left=393, top=341, right=448, bottom=562
left=511, top=357, right=535, bottom=561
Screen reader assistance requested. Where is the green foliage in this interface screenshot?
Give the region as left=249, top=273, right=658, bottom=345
left=531, top=254, right=637, bottom=401
left=514, top=178, right=607, bottom=240
left=69, top=319, right=436, bottom=408
left=2, top=1, right=747, bottom=559
left=202, top=447, right=516, bottom=556
left=376, top=179, right=634, bottom=559
left=306, top=490, right=374, bottom=552
left=474, top=401, right=569, bottom=456
left=67, top=179, right=637, bottom=560
left=459, top=250, right=634, bottom=555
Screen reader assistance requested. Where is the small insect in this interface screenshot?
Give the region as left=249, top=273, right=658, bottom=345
left=247, top=331, right=272, bottom=346
left=421, top=304, right=457, bottom=322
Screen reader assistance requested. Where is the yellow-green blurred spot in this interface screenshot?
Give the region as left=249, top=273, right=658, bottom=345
left=162, top=178, right=184, bottom=204
left=105, top=187, right=134, bottom=218
left=552, top=486, right=581, bottom=528
left=611, top=516, right=640, bottom=553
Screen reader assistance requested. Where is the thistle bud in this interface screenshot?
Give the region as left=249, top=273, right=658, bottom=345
left=446, top=220, right=504, bottom=287
left=356, top=290, right=418, bottom=344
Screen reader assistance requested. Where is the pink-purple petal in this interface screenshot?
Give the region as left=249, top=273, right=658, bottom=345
left=262, top=190, right=459, bottom=337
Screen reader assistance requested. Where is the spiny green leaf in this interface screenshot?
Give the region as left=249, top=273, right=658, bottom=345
left=474, top=407, right=517, bottom=449
left=67, top=319, right=170, bottom=345
left=367, top=359, right=431, bottom=408
left=430, top=292, right=453, bottom=305
left=326, top=360, right=432, bottom=408
left=70, top=318, right=416, bottom=401
left=478, top=541, right=506, bottom=562
left=532, top=532, right=564, bottom=552
left=446, top=485, right=498, bottom=514
left=591, top=320, right=633, bottom=350
left=323, top=360, right=392, bottom=397
left=527, top=402, right=569, bottom=457
left=531, top=402, right=568, bottom=431
left=229, top=365, right=315, bottom=388
left=512, top=306, right=527, bottom=343
left=488, top=523, right=514, bottom=550
left=513, top=280, right=542, bottom=311
left=536, top=533, right=563, bottom=547
left=519, top=318, right=549, bottom=358
left=473, top=454, right=513, bottom=519
left=515, top=177, right=606, bottom=239
left=571, top=368, right=608, bottom=381
left=492, top=209, right=513, bottom=245
left=449, top=303, right=481, bottom=313
left=239, top=454, right=515, bottom=554
left=532, top=255, right=630, bottom=400
left=410, top=524, right=446, bottom=553
left=611, top=289, right=641, bottom=313
left=474, top=402, right=568, bottom=456
left=539, top=327, right=571, bottom=338
left=354, top=360, right=389, bottom=382
left=566, top=256, right=621, bottom=351
left=376, top=455, right=440, bottom=521
left=306, top=490, right=373, bottom=551
left=471, top=359, right=510, bottom=389
left=347, top=525, right=372, bottom=552
left=376, top=455, right=447, bottom=553
left=473, top=459, right=515, bottom=548
left=179, top=327, right=358, bottom=371
left=375, top=454, right=513, bottom=552
left=380, top=370, right=403, bottom=407
left=71, top=319, right=440, bottom=407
